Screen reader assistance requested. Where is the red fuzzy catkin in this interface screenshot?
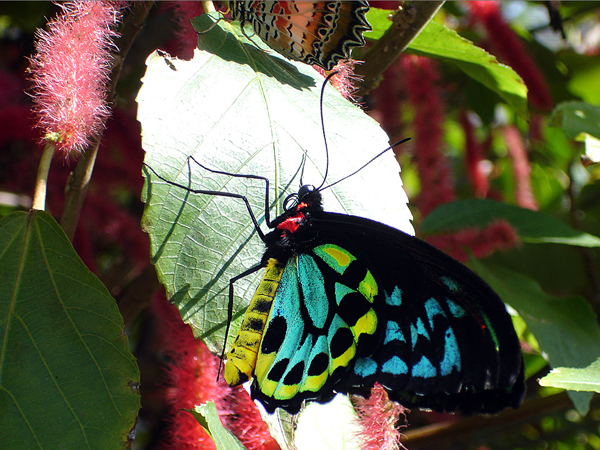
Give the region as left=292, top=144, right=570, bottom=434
left=354, top=384, right=406, bottom=450
left=468, top=1, right=553, bottom=111
left=370, top=62, right=404, bottom=142
left=29, top=1, right=120, bottom=156
left=426, top=220, right=519, bottom=263
left=153, top=296, right=279, bottom=450
left=164, top=2, right=205, bottom=60
left=402, top=55, right=455, bottom=217
left=460, top=111, right=489, bottom=198
left=503, top=125, right=538, bottom=210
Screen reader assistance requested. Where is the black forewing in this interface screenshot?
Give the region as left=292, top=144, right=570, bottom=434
left=299, top=210, right=525, bottom=414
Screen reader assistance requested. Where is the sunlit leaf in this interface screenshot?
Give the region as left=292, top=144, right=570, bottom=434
left=138, top=13, right=411, bottom=355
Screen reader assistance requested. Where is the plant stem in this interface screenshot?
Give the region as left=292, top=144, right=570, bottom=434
left=31, top=143, right=55, bottom=211
left=403, top=392, right=575, bottom=448
left=60, top=1, right=154, bottom=240
left=61, top=138, right=100, bottom=240
left=355, top=1, right=445, bottom=98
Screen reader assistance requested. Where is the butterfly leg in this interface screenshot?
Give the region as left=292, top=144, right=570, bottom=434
left=144, top=158, right=271, bottom=239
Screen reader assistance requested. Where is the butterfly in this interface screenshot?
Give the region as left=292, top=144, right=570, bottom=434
left=227, top=1, right=371, bottom=70
left=221, top=182, right=525, bottom=415
left=144, top=74, right=525, bottom=416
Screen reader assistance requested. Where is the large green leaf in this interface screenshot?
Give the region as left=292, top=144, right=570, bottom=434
left=0, top=211, right=140, bottom=449
left=421, top=199, right=600, bottom=247
left=473, top=260, right=600, bottom=414
left=365, top=8, right=528, bottom=118
left=138, top=13, right=411, bottom=354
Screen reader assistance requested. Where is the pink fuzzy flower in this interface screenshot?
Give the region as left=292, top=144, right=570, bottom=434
left=502, top=125, right=538, bottom=210
left=30, top=1, right=121, bottom=156
left=314, top=59, right=361, bottom=100
left=468, top=1, right=554, bottom=111
left=152, top=295, right=279, bottom=450
left=426, top=220, right=519, bottom=263
left=354, top=384, right=407, bottom=450
left=402, top=55, right=455, bottom=216
left=460, top=111, right=489, bottom=198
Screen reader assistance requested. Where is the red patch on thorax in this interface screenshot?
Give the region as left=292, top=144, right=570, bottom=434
left=276, top=207, right=307, bottom=234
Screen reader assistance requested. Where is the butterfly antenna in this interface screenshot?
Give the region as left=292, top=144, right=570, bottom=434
left=299, top=149, right=308, bottom=185
left=315, top=71, right=339, bottom=190
left=321, top=138, right=411, bottom=192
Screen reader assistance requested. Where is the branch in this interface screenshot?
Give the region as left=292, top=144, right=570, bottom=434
left=355, top=1, right=445, bottom=98
left=402, top=392, right=578, bottom=448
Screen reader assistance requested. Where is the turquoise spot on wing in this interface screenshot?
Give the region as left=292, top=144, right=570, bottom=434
left=441, top=276, right=461, bottom=292
left=410, top=317, right=431, bottom=350
left=312, top=334, right=329, bottom=356
left=386, top=286, right=402, bottom=306
left=297, top=253, right=328, bottom=328
left=382, top=356, right=408, bottom=375
left=327, top=314, right=346, bottom=343
left=447, top=298, right=466, bottom=318
left=384, top=320, right=405, bottom=344
left=354, top=357, right=377, bottom=377
left=416, top=318, right=430, bottom=340
left=440, top=327, right=461, bottom=375
left=424, top=298, right=445, bottom=328
left=412, top=356, right=437, bottom=378
left=274, top=260, right=303, bottom=329
left=335, top=282, right=356, bottom=307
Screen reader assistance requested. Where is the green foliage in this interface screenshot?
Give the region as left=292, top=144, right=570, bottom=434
left=192, top=402, right=247, bottom=450
left=367, top=8, right=528, bottom=117
left=422, top=198, right=600, bottom=246
left=540, top=358, right=600, bottom=393
left=0, top=211, right=140, bottom=449
left=474, top=259, right=600, bottom=414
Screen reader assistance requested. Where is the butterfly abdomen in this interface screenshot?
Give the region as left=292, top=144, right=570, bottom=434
left=224, top=258, right=286, bottom=386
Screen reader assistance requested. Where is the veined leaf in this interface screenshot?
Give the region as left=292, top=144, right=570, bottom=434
left=192, top=402, right=247, bottom=450
left=540, top=358, right=600, bottom=393
left=138, top=13, right=411, bottom=354
left=0, top=211, right=140, bottom=449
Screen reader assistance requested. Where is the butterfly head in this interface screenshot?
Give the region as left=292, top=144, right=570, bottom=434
left=283, top=185, right=323, bottom=212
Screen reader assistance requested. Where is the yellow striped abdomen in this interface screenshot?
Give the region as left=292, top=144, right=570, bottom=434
left=224, top=258, right=285, bottom=386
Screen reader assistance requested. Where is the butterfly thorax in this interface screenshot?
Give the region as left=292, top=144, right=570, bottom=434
left=262, top=185, right=323, bottom=264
